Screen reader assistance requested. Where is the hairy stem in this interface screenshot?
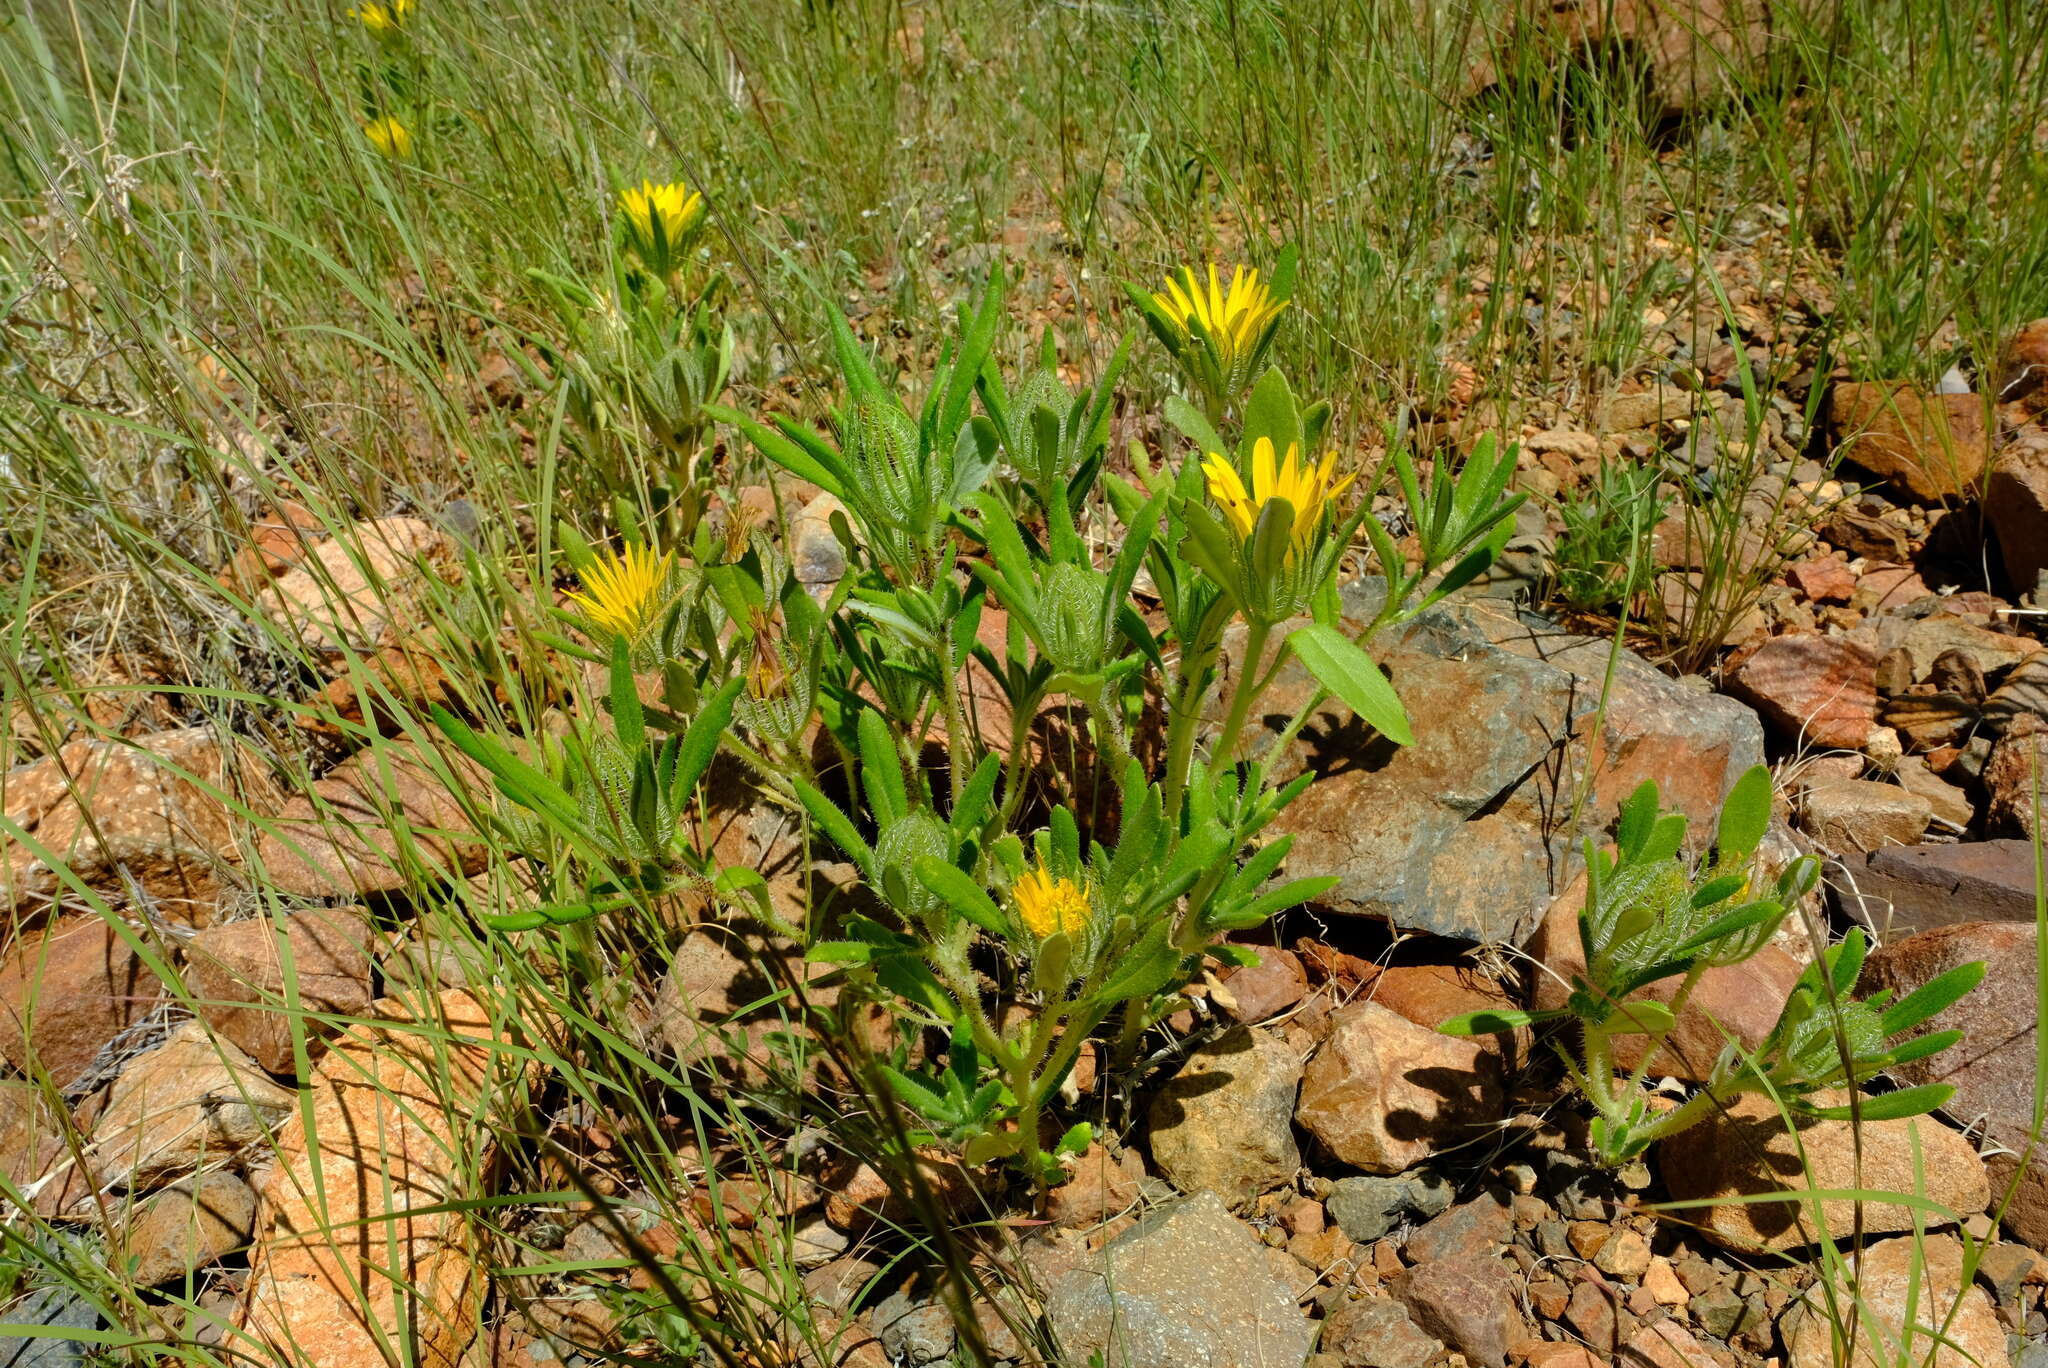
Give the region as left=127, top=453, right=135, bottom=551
left=1211, top=619, right=1271, bottom=776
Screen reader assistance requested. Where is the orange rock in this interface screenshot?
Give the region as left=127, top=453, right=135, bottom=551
left=0, top=918, right=164, bottom=1088
left=1829, top=381, right=1989, bottom=504
left=244, top=990, right=514, bottom=1368
left=1295, top=1001, right=1508, bottom=1174
left=254, top=516, right=458, bottom=654
left=1995, top=318, right=2048, bottom=418
left=1, top=726, right=281, bottom=925
left=1725, top=633, right=1880, bottom=751
left=253, top=740, right=488, bottom=897
left=89, top=1021, right=295, bottom=1188
left=183, top=906, right=379, bottom=1074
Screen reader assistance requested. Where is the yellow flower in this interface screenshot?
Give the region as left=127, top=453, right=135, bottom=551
left=1152, top=263, right=1286, bottom=366
left=568, top=543, right=675, bottom=643
left=1013, top=866, right=1092, bottom=941
left=617, top=179, right=705, bottom=275
left=362, top=116, right=412, bottom=159
left=1202, top=436, right=1355, bottom=560
left=349, top=0, right=411, bottom=35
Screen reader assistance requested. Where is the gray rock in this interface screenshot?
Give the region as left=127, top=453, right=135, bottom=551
left=1045, top=1190, right=1313, bottom=1368
left=1252, top=580, right=1762, bottom=944
left=1148, top=1026, right=1302, bottom=1207
left=0, top=1288, right=98, bottom=1367
left=1692, top=1285, right=1745, bottom=1340
left=1320, top=1294, right=1442, bottom=1368
left=790, top=492, right=848, bottom=587
left=1326, top=1173, right=1438, bottom=1245
left=874, top=1289, right=955, bottom=1365
left=1833, top=840, right=2043, bottom=937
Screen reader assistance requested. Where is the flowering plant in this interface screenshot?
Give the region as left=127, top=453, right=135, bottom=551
left=441, top=248, right=1525, bottom=1189
left=524, top=178, right=731, bottom=544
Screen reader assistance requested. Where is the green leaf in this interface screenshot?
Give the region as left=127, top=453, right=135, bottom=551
left=1605, top=1000, right=1677, bottom=1036
left=806, top=941, right=875, bottom=965
left=1671, top=900, right=1787, bottom=960
left=1210, top=875, right=1340, bottom=931
left=1032, top=930, right=1073, bottom=991
left=1239, top=367, right=1302, bottom=463
left=796, top=780, right=874, bottom=877
left=1164, top=394, right=1228, bottom=461
left=937, top=269, right=1005, bottom=437
left=706, top=403, right=849, bottom=498
left=1615, top=780, right=1661, bottom=859
left=1688, top=873, right=1750, bottom=909
left=913, top=856, right=1009, bottom=937
left=1102, top=487, right=1168, bottom=643
left=1640, top=811, right=1689, bottom=865
left=950, top=415, right=1002, bottom=507
left=951, top=753, right=1002, bottom=840
left=1097, top=920, right=1181, bottom=1003
left=429, top=705, right=582, bottom=830
left=858, top=708, right=907, bottom=825
left=1881, top=1028, right=1963, bottom=1069
left=1716, top=765, right=1773, bottom=861
left=1288, top=623, right=1413, bottom=746
left=963, top=1130, right=1024, bottom=1165
left=1880, top=961, right=1984, bottom=1035
left=671, top=678, right=742, bottom=808
left=880, top=1064, right=953, bottom=1117
left=1247, top=497, right=1298, bottom=591
left=1800, top=1084, right=1955, bottom=1123
left=1178, top=501, right=1245, bottom=598
left=536, top=902, right=604, bottom=925
left=1439, top=1008, right=1547, bottom=1036
left=1831, top=927, right=1870, bottom=995
left=1415, top=542, right=1498, bottom=609
left=608, top=638, right=645, bottom=757
left=1055, top=1121, right=1094, bottom=1157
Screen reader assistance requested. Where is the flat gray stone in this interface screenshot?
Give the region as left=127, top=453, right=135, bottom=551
left=1045, top=1190, right=1312, bottom=1368
left=0, top=1289, right=97, bottom=1368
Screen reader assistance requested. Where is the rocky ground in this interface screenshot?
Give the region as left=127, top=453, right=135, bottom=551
left=8, top=298, right=2048, bottom=1368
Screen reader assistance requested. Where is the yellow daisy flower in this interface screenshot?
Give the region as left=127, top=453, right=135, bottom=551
left=1202, top=436, right=1355, bottom=561
left=1153, top=263, right=1286, bottom=366
left=349, top=0, right=412, bottom=35
left=567, top=543, right=675, bottom=644
left=363, top=116, right=413, bottom=159
left=1013, top=866, right=1093, bottom=941
left=617, top=179, right=705, bottom=277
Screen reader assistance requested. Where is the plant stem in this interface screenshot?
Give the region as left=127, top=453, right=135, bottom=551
left=1083, top=682, right=1135, bottom=774
left=1162, top=622, right=1224, bottom=823
left=1211, top=619, right=1271, bottom=774
left=993, top=682, right=1045, bottom=837
left=940, top=649, right=969, bottom=807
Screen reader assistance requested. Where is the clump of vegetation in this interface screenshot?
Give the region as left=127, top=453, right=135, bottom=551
left=4, top=0, right=2043, bottom=1360
left=445, top=251, right=1525, bottom=1187
left=1549, top=459, right=1665, bottom=614
left=1442, top=767, right=1985, bottom=1165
